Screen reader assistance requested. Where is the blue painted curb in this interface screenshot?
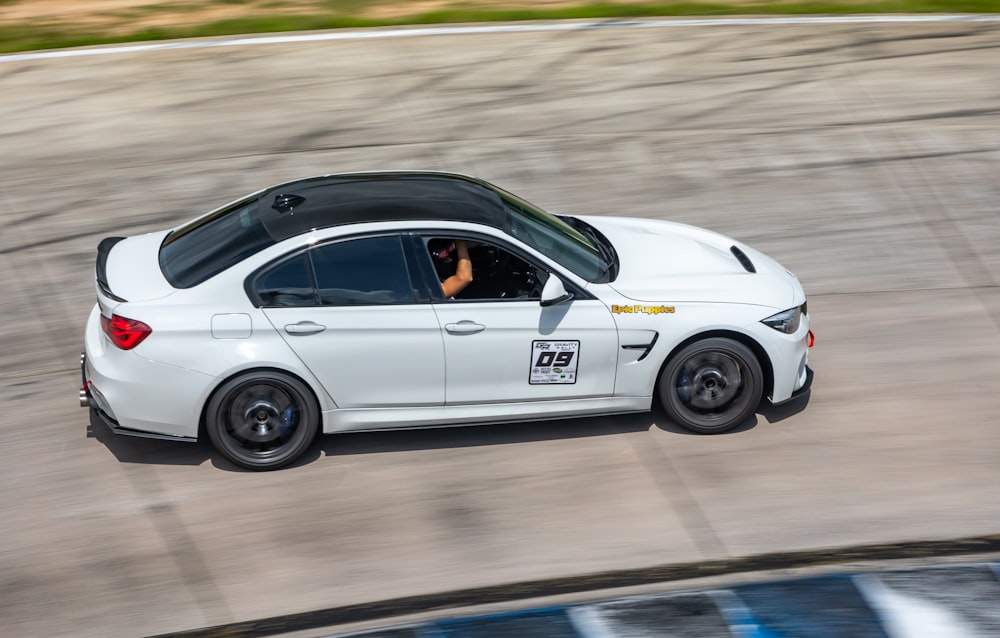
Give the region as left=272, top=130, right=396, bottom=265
left=335, top=563, right=1000, bottom=638
left=148, top=535, right=1000, bottom=637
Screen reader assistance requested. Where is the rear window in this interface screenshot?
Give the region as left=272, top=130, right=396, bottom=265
left=159, top=196, right=274, bottom=288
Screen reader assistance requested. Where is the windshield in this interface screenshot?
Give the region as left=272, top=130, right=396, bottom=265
left=499, top=192, right=612, bottom=283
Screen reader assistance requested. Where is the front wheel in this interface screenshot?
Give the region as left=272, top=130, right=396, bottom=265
left=658, top=338, right=763, bottom=434
left=206, top=371, right=319, bottom=470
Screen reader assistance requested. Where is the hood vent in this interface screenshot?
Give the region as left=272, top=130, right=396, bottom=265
left=730, top=245, right=756, bottom=273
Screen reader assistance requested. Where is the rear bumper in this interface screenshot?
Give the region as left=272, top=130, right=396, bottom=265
left=81, top=305, right=212, bottom=440
left=81, top=350, right=197, bottom=442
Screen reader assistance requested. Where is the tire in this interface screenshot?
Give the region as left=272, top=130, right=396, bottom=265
left=206, top=370, right=319, bottom=470
left=658, top=338, right=763, bottom=434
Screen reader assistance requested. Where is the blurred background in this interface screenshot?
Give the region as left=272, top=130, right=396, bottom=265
left=2, top=2, right=999, bottom=636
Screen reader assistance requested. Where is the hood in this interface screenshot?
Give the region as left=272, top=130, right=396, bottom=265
left=580, top=215, right=800, bottom=309
left=98, top=230, right=176, bottom=304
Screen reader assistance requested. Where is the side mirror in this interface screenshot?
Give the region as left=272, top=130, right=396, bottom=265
left=540, top=275, right=573, bottom=307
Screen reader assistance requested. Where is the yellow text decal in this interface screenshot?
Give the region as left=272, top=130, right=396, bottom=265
left=612, top=304, right=675, bottom=315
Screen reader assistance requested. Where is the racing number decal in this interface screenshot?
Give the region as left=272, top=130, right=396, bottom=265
left=530, top=340, right=579, bottom=385
left=536, top=351, right=574, bottom=367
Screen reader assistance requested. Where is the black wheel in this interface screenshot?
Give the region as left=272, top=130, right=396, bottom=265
left=658, top=338, right=763, bottom=434
left=206, top=371, right=319, bottom=470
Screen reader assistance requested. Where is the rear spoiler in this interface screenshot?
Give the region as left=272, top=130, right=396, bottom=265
left=96, top=236, right=127, bottom=302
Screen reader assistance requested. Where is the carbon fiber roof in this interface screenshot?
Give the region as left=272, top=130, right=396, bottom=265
left=257, top=172, right=507, bottom=241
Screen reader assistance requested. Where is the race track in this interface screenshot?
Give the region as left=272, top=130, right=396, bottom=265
left=2, top=17, right=1000, bottom=636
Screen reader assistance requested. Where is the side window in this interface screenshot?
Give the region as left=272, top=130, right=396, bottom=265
left=426, top=237, right=547, bottom=301
left=312, top=236, right=415, bottom=306
left=252, top=252, right=317, bottom=307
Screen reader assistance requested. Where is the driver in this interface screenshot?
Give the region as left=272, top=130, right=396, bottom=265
left=433, top=239, right=473, bottom=298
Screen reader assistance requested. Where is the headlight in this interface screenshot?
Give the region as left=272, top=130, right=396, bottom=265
left=761, top=305, right=802, bottom=334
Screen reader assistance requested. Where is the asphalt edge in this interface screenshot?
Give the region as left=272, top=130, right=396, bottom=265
left=148, top=533, right=1000, bottom=637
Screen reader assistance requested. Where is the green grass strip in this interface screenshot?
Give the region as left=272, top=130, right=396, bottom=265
left=2, top=1, right=1000, bottom=55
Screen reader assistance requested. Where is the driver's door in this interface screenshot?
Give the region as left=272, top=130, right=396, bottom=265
left=433, top=299, right=620, bottom=404
left=417, top=235, right=619, bottom=405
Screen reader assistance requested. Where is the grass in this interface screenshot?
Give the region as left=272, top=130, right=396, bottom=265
left=1, top=1, right=999, bottom=55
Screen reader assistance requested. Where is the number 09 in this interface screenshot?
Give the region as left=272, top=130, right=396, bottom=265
left=535, top=351, right=574, bottom=367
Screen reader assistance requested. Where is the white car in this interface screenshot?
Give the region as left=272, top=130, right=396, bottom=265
left=81, top=172, right=813, bottom=470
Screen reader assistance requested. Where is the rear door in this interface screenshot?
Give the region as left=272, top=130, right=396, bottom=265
left=253, top=235, right=445, bottom=408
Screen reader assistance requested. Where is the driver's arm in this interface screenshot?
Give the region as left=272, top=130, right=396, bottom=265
left=441, top=240, right=473, bottom=297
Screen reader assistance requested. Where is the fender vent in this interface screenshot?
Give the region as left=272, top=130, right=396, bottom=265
left=730, top=245, right=756, bottom=273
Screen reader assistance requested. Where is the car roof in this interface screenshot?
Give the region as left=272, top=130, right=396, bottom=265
left=255, top=171, right=508, bottom=241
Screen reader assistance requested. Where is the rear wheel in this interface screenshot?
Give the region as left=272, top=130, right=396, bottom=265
left=658, top=338, right=763, bottom=434
left=206, top=371, right=319, bottom=470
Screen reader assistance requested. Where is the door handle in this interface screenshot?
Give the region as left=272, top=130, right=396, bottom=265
left=445, top=321, right=485, bottom=335
left=284, top=321, right=326, bottom=336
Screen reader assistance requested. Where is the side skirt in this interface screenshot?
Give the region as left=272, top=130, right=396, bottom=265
left=322, top=397, right=652, bottom=434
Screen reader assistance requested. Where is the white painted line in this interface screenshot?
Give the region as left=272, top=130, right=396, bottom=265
left=707, top=589, right=763, bottom=635
left=3, top=14, right=1000, bottom=64
left=853, top=574, right=976, bottom=638
left=565, top=605, right=619, bottom=638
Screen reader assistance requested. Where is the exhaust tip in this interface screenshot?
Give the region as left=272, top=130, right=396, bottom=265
left=79, top=389, right=91, bottom=408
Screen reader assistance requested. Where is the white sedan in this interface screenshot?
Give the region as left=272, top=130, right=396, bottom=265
left=81, top=171, right=813, bottom=470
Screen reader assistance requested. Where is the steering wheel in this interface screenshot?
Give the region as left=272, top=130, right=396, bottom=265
left=480, top=245, right=512, bottom=280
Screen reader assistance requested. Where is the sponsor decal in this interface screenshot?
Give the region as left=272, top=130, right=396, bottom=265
left=612, top=304, right=675, bottom=315
left=530, top=340, right=579, bottom=385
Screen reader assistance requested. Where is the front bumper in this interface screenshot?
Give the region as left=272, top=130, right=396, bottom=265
left=774, top=365, right=813, bottom=405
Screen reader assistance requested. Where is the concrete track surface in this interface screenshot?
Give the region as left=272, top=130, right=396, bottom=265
left=2, top=18, right=999, bottom=637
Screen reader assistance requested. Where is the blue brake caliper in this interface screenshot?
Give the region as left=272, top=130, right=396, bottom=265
left=280, top=406, right=299, bottom=437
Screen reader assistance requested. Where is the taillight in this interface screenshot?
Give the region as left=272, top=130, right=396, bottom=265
left=101, top=314, right=152, bottom=350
